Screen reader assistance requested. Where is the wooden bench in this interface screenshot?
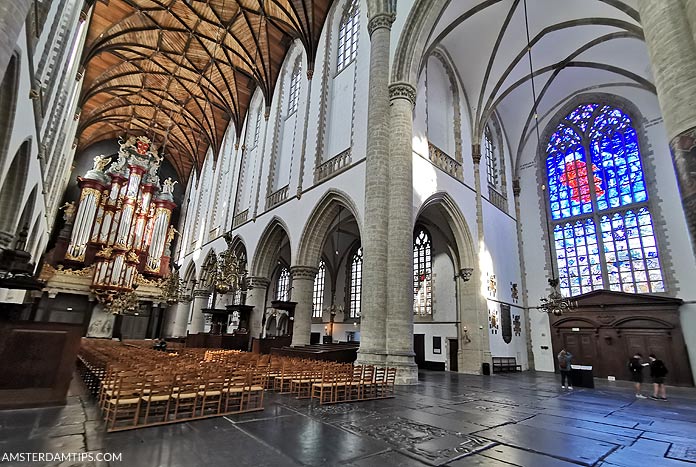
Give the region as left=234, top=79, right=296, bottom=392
left=492, top=357, right=522, bottom=373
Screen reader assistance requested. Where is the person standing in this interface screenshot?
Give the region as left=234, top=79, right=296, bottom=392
left=648, top=354, right=668, bottom=401
left=628, top=352, right=649, bottom=398
left=558, top=349, right=573, bottom=390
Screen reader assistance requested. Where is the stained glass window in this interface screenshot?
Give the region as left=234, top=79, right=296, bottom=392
left=276, top=266, right=290, bottom=301
left=546, top=103, right=664, bottom=296
left=337, top=0, right=359, bottom=73
left=313, top=260, right=326, bottom=318
left=413, top=227, right=432, bottom=315
left=349, top=246, right=362, bottom=318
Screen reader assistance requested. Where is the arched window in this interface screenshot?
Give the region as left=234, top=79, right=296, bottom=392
left=337, top=0, right=359, bottom=73
left=312, top=260, right=326, bottom=318
left=276, top=266, right=290, bottom=301
left=349, top=246, right=362, bottom=318
left=484, top=126, right=498, bottom=186
left=288, top=65, right=302, bottom=115
left=546, top=103, right=664, bottom=296
left=253, top=112, right=262, bottom=148
left=413, top=227, right=433, bottom=315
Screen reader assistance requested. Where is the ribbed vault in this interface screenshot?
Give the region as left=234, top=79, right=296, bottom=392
left=78, top=0, right=332, bottom=180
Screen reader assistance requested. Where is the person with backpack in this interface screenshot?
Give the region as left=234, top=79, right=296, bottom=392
left=628, top=352, right=649, bottom=398
left=557, top=349, right=573, bottom=389
left=649, top=354, right=668, bottom=401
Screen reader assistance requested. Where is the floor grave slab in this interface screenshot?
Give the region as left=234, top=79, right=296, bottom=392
left=339, top=415, right=495, bottom=465
left=238, top=414, right=388, bottom=466
left=667, top=444, right=696, bottom=463
left=474, top=423, right=617, bottom=466
left=478, top=443, right=583, bottom=467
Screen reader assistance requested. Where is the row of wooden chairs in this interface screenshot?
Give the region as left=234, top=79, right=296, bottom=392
left=99, top=368, right=265, bottom=431
left=310, top=365, right=396, bottom=404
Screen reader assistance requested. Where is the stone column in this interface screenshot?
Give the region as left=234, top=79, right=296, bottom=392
left=171, top=299, right=191, bottom=337
left=0, top=0, right=31, bottom=82
left=245, top=277, right=270, bottom=338
left=188, top=290, right=209, bottom=334
left=356, top=10, right=395, bottom=366
left=385, top=82, right=418, bottom=384
left=512, top=179, right=535, bottom=370
left=639, top=0, right=696, bottom=256
left=161, top=304, right=177, bottom=337
left=290, top=266, right=318, bottom=347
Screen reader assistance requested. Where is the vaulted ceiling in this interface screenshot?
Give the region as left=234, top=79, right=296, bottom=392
left=423, top=0, right=650, bottom=176
left=77, top=0, right=332, bottom=180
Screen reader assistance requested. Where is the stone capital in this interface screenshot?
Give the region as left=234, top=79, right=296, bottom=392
left=290, top=265, right=318, bottom=280
left=367, top=12, right=395, bottom=36
left=193, top=289, right=210, bottom=298
left=246, top=276, right=270, bottom=289
left=471, top=143, right=482, bottom=165
left=512, top=178, right=521, bottom=196
left=388, top=81, right=416, bottom=106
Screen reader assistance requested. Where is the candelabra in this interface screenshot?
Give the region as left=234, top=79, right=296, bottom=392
left=539, top=278, right=576, bottom=316
left=159, top=269, right=185, bottom=305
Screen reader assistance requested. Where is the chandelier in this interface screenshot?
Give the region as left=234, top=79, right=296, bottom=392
left=539, top=278, right=576, bottom=316
left=159, top=269, right=185, bottom=305
left=521, top=0, right=576, bottom=317
left=208, top=233, right=247, bottom=298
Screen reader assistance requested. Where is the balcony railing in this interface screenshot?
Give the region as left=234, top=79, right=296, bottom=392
left=428, top=143, right=462, bottom=179
left=266, top=184, right=289, bottom=209
left=315, top=148, right=351, bottom=183
left=232, top=209, right=249, bottom=228
left=488, top=186, right=508, bottom=213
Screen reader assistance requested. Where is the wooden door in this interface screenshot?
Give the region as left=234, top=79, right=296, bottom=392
left=414, top=334, right=425, bottom=367
left=449, top=338, right=458, bottom=372
left=562, top=332, right=597, bottom=368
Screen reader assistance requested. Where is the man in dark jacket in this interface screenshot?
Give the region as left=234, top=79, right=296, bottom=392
left=628, top=352, right=649, bottom=398
left=557, top=349, right=573, bottom=390
left=649, top=354, right=668, bottom=401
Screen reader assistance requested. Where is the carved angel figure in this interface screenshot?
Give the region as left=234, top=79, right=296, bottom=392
left=93, top=155, right=111, bottom=172
left=163, top=178, right=178, bottom=194
left=59, top=201, right=76, bottom=222
left=109, top=154, right=127, bottom=173
left=166, top=225, right=179, bottom=245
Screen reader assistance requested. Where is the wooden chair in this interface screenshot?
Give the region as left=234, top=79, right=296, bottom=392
left=140, top=378, right=173, bottom=425
left=170, top=378, right=199, bottom=421
left=103, top=373, right=142, bottom=432
left=197, top=376, right=226, bottom=417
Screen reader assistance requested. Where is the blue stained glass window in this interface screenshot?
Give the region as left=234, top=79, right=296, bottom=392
left=546, top=103, right=664, bottom=297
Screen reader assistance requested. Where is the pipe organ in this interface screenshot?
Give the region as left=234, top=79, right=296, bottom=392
left=62, top=136, right=177, bottom=293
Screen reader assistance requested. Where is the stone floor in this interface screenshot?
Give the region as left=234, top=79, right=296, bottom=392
left=1, top=370, right=695, bottom=467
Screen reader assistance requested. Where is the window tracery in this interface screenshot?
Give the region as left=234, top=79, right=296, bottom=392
left=546, top=103, right=664, bottom=296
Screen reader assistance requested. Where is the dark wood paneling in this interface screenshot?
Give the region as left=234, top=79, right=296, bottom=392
left=0, top=322, right=82, bottom=408
left=550, top=290, right=693, bottom=386
left=449, top=338, right=458, bottom=372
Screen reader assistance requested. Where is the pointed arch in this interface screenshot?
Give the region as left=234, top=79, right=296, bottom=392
left=0, top=52, right=20, bottom=174
left=250, top=216, right=291, bottom=278
left=416, top=192, right=476, bottom=271
left=296, top=189, right=362, bottom=268
left=0, top=139, right=32, bottom=245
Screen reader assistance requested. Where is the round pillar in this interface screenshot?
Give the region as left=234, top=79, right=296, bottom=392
left=188, top=290, right=209, bottom=334
left=639, top=0, right=696, bottom=256
left=289, top=266, right=318, bottom=347
left=385, top=82, right=418, bottom=384
left=357, top=11, right=395, bottom=366
left=245, top=277, right=270, bottom=338
left=171, top=299, right=191, bottom=337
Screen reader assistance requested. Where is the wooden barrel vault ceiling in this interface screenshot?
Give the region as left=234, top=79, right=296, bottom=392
left=78, top=0, right=332, bottom=180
